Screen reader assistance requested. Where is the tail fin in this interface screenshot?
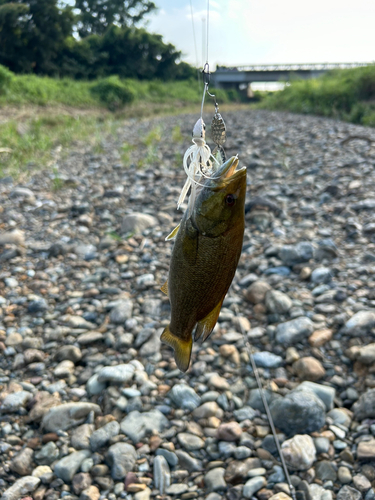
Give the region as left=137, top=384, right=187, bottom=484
left=160, top=325, right=193, bottom=372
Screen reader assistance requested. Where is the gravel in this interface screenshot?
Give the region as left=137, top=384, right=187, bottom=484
left=1, top=109, right=375, bottom=499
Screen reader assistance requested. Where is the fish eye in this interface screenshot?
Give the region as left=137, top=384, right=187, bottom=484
left=225, top=194, right=236, bottom=206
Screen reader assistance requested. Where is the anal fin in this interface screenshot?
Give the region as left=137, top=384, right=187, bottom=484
left=160, top=325, right=193, bottom=372
left=194, top=298, right=224, bottom=342
left=160, top=280, right=169, bottom=296
left=165, top=223, right=180, bottom=241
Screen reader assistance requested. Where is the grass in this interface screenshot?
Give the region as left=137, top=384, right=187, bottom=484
left=0, top=67, right=238, bottom=109
left=0, top=66, right=247, bottom=179
left=258, top=64, right=375, bottom=127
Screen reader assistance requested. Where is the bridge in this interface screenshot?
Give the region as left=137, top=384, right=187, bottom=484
left=211, top=62, right=372, bottom=90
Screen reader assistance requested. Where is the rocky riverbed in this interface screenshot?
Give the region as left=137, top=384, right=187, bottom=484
left=1, top=109, right=375, bottom=500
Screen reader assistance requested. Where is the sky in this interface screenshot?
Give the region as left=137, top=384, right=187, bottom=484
left=147, top=0, right=375, bottom=68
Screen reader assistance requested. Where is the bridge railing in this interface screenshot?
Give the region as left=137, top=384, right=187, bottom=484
left=215, top=62, right=372, bottom=72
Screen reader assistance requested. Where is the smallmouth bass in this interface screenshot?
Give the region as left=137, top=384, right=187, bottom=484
left=161, top=156, right=247, bottom=371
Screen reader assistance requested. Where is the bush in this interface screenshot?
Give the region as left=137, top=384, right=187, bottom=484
left=0, top=64, right=14, bottom=94
left=259, top=64, right=375, bottom=128
left=90, top=76, right=136, bottom=110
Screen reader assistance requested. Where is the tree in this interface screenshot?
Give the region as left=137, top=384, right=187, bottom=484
left=75, top=0, right=156, bottom=38
left=0, top=0, right=74, bottom=74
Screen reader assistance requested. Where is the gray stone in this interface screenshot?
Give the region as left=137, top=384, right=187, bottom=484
left=156, top=448, right=178, bottom=467
left=55, top=346, right=82, bottom=363
left=343, top=311, right=375, bottom=335
left=314, top=437, right=330, bottom=454
left=54, top=450, right=91, bottom=482
left=252, top=351, right=283, bottom=368
left=109, top=299, right=133, bottom=324
left=311, top=267, right=332, bottom=284
left=270, top=391, right=326, bottom=436
left=265, top=290, right=293, bottom=314
left=279, top=242, right=314, bottom=266
left=233, top=406, right=256, bottom=421
left=71, top=424, right=95, bottom=450
left=120, top=410, right=169, bottom=443
left=169, top=384, right=201, bottom=410
left=294, top=381, right=336, bottom=410
left=10, top=187, right=36, bottom=204
left=166, top=483, right=188, bottom=495
left=121, top=213, right=157, bottom=234
left=357, top=344, right=375, bottom=365
left=90, top=421, right=120, bottom=451
left=42, top=403, right=101, bottom=432
left=315, top=460, right=337, bottom=481
left=0, top=476, right=40, bottom=500
left=338, top=466, right=352, bottom=485
left=86, top=374, right=106, bottom=396
left=353, top=389, right=375, bottom=420
left=174, top=450, right=202, bottom=472
left=327, top=409, right=351, bottom=428
left=336, top=486, right=362, bottom=500
left=0, top=230, right=25, bottom=247
left=34, top=441, right=59, bottom=465
left=276, top=317, right=314, bottom=344
left=353, top=474, right=371, bottom=493
left=204, top=467, right=227, bottom=492
left=0, top=391, right=32, bottom=412
left=248, top=388, right=282, bottom=412
left=153, top=455, right=171, bottom=495
left=234, top=446, right=252, bottom=459
left=97, top=364, right=135, bottom=384
left=106, top=442, right=137, bottom=480
left=243, top=476, right=267, bottom=498
left=281, top=434, right=316, bottom=471
left=177, top=432, right=204, bottom=451
left=139, top=332, right=161, bottom=357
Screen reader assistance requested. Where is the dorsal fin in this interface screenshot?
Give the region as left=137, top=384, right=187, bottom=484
left=165, top=223, right=181, bottom=241
left=160, top=280, right=169, bottom=296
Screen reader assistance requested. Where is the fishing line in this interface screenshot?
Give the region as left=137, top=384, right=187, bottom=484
left=189, top=0, right=200, bottom=86
left=234, top=305, right=297, bottom=500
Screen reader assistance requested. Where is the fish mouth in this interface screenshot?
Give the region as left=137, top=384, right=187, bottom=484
left=214, top=156, right=246, bottom=183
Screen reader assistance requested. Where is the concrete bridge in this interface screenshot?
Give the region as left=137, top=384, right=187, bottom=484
left=211, top=62, right=372, bottom=90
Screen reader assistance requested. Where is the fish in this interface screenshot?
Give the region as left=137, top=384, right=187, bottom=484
left=160, top=156, right=247, bottom=372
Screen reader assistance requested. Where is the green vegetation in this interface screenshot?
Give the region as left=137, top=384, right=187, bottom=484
left=0, top=70, right=244, bottom=179
left=0, top=67, right=241, bottom=109
left=0, top=0, right=191, bottom=80
left=258, top=65, right=375, bottom=127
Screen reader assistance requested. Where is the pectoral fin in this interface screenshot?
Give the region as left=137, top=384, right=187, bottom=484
left=160, top=280, right=169, bottom=296
left=160, top=325, right=193, bottom=372
left=165, top=223, right=180, bottom=241
left=194, top=298, right=224, bottom=342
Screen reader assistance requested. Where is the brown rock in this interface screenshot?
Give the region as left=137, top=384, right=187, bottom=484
left=300, top=267, right=312, bottom=280
left=42, top=433, right=59, bottom=443
left=10, top=447, right=34, bottom=475
left=127, top=484, right=146, bottom=493
left=80, top=485, right=100, bottom=500
left=72, top=473, right=92, bottom=495
left=293, top=356, right=326, bottom=381
left=216, top=422, right=242, bottom=441
left=208, top=373, right=230, bottom=390
left=357, top=439, right=375, bottom=461
left=27, top=392, right=61, bottom=423
left=268, top=494, right=292, bottom=500
left=219, top=345, right=240, bottom=365
left=245, top=281, right=271, bottom=304
left=309, top=329, right=333, bottom=347
left=33, top=485, right=47, bottom=500
left=149, top=435, right=162, bottom=451
left=258, top=488, right=275, bottom=500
